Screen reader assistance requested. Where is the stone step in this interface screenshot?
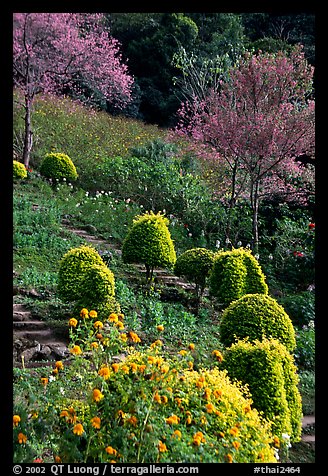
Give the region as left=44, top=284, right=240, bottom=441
left=13, top=310, right=32, bottom=321
left=14, top=328, right=54, bottom=343
left=302, top=415, right=315, bottom=428
left=13, top=320, right=49, bottom=330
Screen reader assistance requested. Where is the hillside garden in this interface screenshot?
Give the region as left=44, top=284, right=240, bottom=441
left=13, top=91, right=315, bottom=464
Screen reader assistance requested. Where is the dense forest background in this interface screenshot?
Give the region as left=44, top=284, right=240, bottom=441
left=90, top=13, right=316, bottom=126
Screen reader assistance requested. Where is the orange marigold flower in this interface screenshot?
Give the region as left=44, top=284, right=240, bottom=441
left=158, top=441, right=168, bottom=452
left=128, top=331, right=141, bottom=343
left=92, top=388, right=104, bottom=402
left=60, top=410, right=69, bottom=418
left=172, top=430, right=182, bottom=439
left=68, top=318, right=78, bottom=327
left=91, top=416, right=101, bottom=429
left=161, top=395, right=168, bottom=404
left=54, top=456, right=62, bottom=463
left=229, top=427, right=239, bottom=437
left=118, top=313, right=124, bottom=320
left=80, top=308, right=89, bottom=317
left=13, top=415, right=21, bottom=427
left=273, top=436, right=280, bottom=448
left=115, top=321, right=124, bottom=330
left=166, top=414, right=180, bottom=425
left=130, top=363, right=138, bottom=373
left=41, top=377, right=48, bottom=386
left=98, top=367, right=111, bottom=380
left=108, top=313, right=118, bottom=322
left=112, top=363, right=120, bottom=373
left=121, top=365, right=129, bottom=374
left=188, top=361, right=194, bottom=369
left=89, top=310, right=98, bottom=318
left=55, top=361, right=64, bottom=370
left=178, top=350, right=187, bottom=356
left=91, top=342, right=99, bottom=349
left=154, top=392, right=162, bottom=403
left=127, top=415, right=138, bottom=426
left=160, top=364, right=169, bottom=374
left=96, top=333, right=103, bottom=339
left=139, top=364, right=146, bottom=373
left=94, top=320, right=103, bottom=329
left=225, top=453, right=233, bottom=463
left=105, top=446, right=117, bottom=455
left=188, top=343, right=195, bottom=350
left=70, top=345, right=82, bottom=355
left=52, top=367, right=59, bottom=375
left=157, top=325, right=164, bottom=332
left=212, top=349, right=223, bottom=362
left=204, top=387, right=212, bottom=399
left=205, top=403, right=215, bottom=413
left=232, top=441, right=240, bottom=450
left=213, top=389, right=223, bottom=398
left=73, top=423, right=84, bottom=436
left=18, top=432, right=27, bottom=444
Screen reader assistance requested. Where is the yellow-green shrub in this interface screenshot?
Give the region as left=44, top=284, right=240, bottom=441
left=174, top=247, right=215, bottom=297
left=40, top=152, right=78, bottom=182
left=221, top=338, right=302, bottom=443
left=13, top=160, right=27, bottom=180
left=219, top=294, right=296, bottom=352
left=122, top=211, right=176, bottom=282
left=209, top=248, right=268, bottom=306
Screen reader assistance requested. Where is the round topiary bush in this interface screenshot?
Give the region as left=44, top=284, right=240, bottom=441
left=80, top=264, right=115, bottom=302
left=40, top=152, right=78, bottom=182
left=219, top=293, right=296, bottom=352
left=174, top=248, right=215, bottom=296
left=209, top=248, right=268, bottom=306
left=13, top=160, right=27, bottom=180
left=122, top=211, right=176, bottom=282
left=222, top=338, right=302, bottom=442
left=57, top=245, right=107, bottom=302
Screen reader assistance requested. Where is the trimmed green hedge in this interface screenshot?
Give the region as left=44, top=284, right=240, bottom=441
left=174, top=247, right=215, bottom=296
left=13, top=160, right=27, bottom=180
left=219, top=293, right=296, bottom=352
left=222, top=338, right=302, bottom=442
left=40, top=152, right=78, bottom=182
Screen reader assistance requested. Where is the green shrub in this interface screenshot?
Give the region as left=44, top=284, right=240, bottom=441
left=174, top=247, right=215, bottom=297
left=57, top=245, right=107, bottom=302
left=294, top=322, right=315, bottom=371
left=122, top=211, right=176, bottom=282
left=80, top=264, right=115, bottom=302
left=210, top=248, right=268, bottom=306
left=278, top=291, right=315, bottom=328
left=222, top=338, right=302, bottom=442
left=40, top=152, right=78, bottom=182
left=219, top=294, right=296, bottom=352
left=13, top=160, right=27, bottom=180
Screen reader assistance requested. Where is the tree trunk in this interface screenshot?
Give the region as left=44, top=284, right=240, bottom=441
left=22, top=96, right=33, bottom=168
left=251, top=180, right=260, bottom=255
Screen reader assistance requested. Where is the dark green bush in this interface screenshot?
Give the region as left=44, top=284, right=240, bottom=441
left=209, top=248, right=268, bottom=306
left=13, top=160, right=27, bottom=180
left=222, top=338, right=302, bottom=442
left=278, top=291, right=315, bottom=328
left=122, top=211, right=176, bottom=282
left=294, top=323, right=315, bottom=371
left=219, top=294, right=296, bottom=352
left=57, top=245, right=107, bottom=302
left=40, top=152, right=78, bottom=182
left=174, top=247, right=215, bottom=296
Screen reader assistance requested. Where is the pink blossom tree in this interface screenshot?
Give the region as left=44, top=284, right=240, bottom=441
left=13, top=13, right=134, bottom=167
left=176, top=46, right=315, bottom=252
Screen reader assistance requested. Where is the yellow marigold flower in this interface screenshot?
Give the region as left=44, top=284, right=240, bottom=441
left=150, top=339, right=163, bottom=348
left=18, top=432, right=27, bottom=444
left=13, top=415, right=21, bottom=427
left=188, top=361, right=194, bottom=370
left=108, top=313, right=118, bottom=322
left=91, top=342, right=99, bottom=349
left=120, top=333, right=128, bottom=342
left=52, top=367, right=59, bottom=375
left=206, top=403, right=215, bottom=413
left=166, top=414, right=180, bottom=425
left=70, top=345, right=82, bottom=355
left=232, top=441, right=240, bottom=450
left=196, top=379, right=204, bottom=389
left=121, top=365, right=129, bottom=374
left=204, top=387, right=212, bottom=399
left=55, top=361, right=64, bottom=370
left=80, top=308, right=89, bottom=318
left=192, top=436, right=202, bottom=446
left=157, top=325, right=164, bottom=332
left=158, top=441, right=168, bottom=453
left=172, top=430, right=182, bottom=439
left=41, top=377, right=48, bottom=386
left=161, top=395, right=168, bottom=404
left=105, top=446, right=117, bottom=455
left=225, top=453, right=233, bottom=463
left=212, top=350, right=223, bottom=362
left=92, top=388, right=104, bottom=402
left=193, top=431, right=205, bottom=442
left=94, top=320, right=103, bottom=329
left=160, top=364, right=169, bottom=374
left=115, top=321, right=124, bottom=330
left=229, top=427, right=239, bottom=437
left=91, top=416, right=101, bottom=429
left=139, top=364, right=146, bottom=373
left=118, top=313, right=124, bottom=320
left=128, top=331, right=141, bottom=343
left=178, top=350, right=187, bottom=356
left=98, top=367, right=111, bottom=380
left=73, top=423, right=84, bottom=436
left=68, top=317, right=78, bottom=327
left=89, top=310, right=98, bottom=318
left=112, top=363, right=120, bottom=373
left=188, top=343, right=195, bottom=350
left=147, top=355, right=157, bottom=364
left=243, top=403, right=251, bottom=413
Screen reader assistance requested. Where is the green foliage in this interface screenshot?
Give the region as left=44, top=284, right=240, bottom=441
left=277, top=291, right=315, bottom=328
left=57, top=245, right=107, bottom=302
left=219, top=294, right=296, bottom=352
left=122, top=211, right=176, bottom=281
left=174, top=247, right=215, bottom=295
left=80, top=264, right=115, bottom=302
left=13, top=160, right=27, bottom=180
left=209, top=248, right=268, bottom=306
left=294, top=322, right=315, bottom=371
left=74, top=295, right=121, bottom=322
left=222, top=338, right=302, bottom=442
left=40, top=152, right=78, bottom=182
